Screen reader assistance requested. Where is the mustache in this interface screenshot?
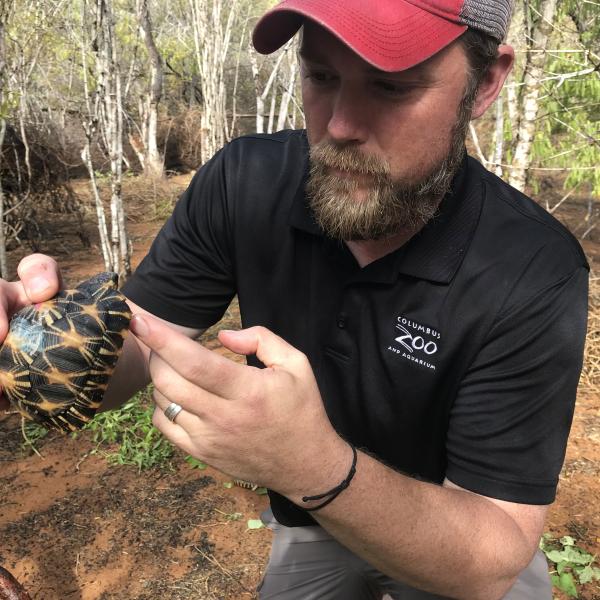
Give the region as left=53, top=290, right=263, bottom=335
left=309, top=143, right=391, bottom=178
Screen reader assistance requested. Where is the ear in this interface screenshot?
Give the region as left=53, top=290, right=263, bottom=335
left=470, top=44, right=514, bottom=120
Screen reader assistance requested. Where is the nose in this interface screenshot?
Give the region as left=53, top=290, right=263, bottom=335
left=326, top=84, right=369, bottom=145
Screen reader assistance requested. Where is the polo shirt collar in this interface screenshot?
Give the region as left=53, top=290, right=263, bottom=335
left=289, top=152, right=482, bottom=285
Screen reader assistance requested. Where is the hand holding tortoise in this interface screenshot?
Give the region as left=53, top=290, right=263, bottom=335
left=0, top=255, right=131, bottom=431
left=0, top=255, right=63, bottom=411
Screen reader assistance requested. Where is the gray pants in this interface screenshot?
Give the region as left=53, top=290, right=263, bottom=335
left=258, top=510, right=552, bottom=600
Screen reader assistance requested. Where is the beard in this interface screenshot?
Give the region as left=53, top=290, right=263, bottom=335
left=306, top=88, right=476, bottom=242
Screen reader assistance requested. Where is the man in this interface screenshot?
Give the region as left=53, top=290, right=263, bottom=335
left=0, top=1, right=588, bottom=599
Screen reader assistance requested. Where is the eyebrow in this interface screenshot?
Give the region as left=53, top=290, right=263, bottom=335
left=298, top=48, right=431, bottom=79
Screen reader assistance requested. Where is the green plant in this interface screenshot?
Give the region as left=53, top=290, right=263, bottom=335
left=540, top=533, right=600, bottom=598
left=83, top=387, right=174, bottom=471
left=20, top=419, right=49, bottom=454
left=185, top=455, right=207, bottom=470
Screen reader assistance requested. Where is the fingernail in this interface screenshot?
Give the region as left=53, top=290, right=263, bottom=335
left=130, top=314, right=149, bottom=337
left=27, top=276, right=50, bottom=295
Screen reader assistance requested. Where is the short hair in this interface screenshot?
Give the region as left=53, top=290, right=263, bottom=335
left=459, top=28, right=500, bottom=97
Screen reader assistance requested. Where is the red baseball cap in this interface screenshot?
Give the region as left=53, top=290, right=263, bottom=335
left=253, top=0, right=512, bottom=72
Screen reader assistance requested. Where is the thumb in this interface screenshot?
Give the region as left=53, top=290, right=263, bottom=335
left=218, top=326, right=299, bottom=369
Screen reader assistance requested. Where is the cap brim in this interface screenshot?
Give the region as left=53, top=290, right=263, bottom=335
left=252, top=0, right=467, bottom=72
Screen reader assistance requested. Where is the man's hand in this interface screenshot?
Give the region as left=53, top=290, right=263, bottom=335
left=129, top=313, right=349, bottom=498
left=0, top=254, right=62, bottom=411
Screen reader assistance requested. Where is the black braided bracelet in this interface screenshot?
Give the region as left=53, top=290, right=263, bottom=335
left=302, top=444, right=358, bottom=512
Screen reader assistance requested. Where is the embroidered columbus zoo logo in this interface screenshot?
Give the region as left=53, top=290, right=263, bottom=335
left=387, top=316, right=440, bottom=371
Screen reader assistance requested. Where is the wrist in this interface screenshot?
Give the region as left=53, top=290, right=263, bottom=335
left=302, top=443, right=357, bottom=511
left=281, top=435, right=357, bottom=508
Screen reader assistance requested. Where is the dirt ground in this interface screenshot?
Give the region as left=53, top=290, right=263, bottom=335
left=0, top=174, right=599, bottom=599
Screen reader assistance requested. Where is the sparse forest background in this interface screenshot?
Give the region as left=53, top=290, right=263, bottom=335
left=0, top=0, right=598, bottom=282
left=0, top=2, right=599, bottom=598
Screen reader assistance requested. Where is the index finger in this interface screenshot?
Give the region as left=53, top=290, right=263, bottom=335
left=129, top=313, right=253, bottom=400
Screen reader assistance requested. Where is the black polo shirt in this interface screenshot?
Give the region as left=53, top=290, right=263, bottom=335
left=123, top=130, right=588, bottom=527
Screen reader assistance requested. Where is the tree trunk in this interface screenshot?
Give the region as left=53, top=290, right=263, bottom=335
left=17, top=93, right=32, bottom=194
left=267, top=85, right=276, bottom=134
left=81, top=0, right=131, bottom=280
left=82, top=142, right=112, bottom=269
left=277, top=56, right=298, bottom=132
left=248, top=50, right=264, bottom=133
left=0, top=118, right=7, bottom=278
left=227, top=9, right=248, bottom=140
left=115, top=62, right=130, bottom=278
left=249, top=43, right=287, bottom=135
left=80, top=4, right=111, bottom=270
left=136, top=0, right=164, bottom=178
left=0, top=5, right=8, bottom=278
left=492, top=92, right=504, bottom=177
left=505, top=0, right=525, bottom=128
left=508, top=0, right=558, bottom=192
left=190, top=0, right=237, bottom=164
left=97, top=0, right=130, bottom=279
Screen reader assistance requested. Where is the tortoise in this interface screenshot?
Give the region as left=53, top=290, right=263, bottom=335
left=0, top=272, right=131, bottom=433
left=234, top=479, right=260, bottom=491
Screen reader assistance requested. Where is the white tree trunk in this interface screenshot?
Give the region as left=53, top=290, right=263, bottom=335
left=248, top=50, right=264, bottom=133
left=129, top=130, right=146, bottom=170
left=136, top=0, right=164, bottom=178
left=493, top=92, right=504, bottom=177
left=80, top=0, right=131, bottom=280
left=80, top=4, right=111, bottom=270
left=0, top=4, right=10, bottom=277
left=190, top=0, right=236, bottom=164
left=100, top=0, right=130, bottom=279
left=249, top=43, right=287, bottom=135
left=227, top=9, right=248, bottom=139
left=508, top=0, right=558, bottom=192
left=468, top=122, right=488, bottom=166
left=505, top=0, right=525, bottom=128
left=0, top=118, right=7, bottom=278
left=17, top=92, right=32, bottom=194
left=277, top=56, right=298, bottom=132
left=267, top=85, right=276, bottom=134
left=82, top=143, right=112, bottom=269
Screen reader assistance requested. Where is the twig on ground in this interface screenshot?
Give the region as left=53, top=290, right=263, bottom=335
left=20, top=417, right=44, bottom=459
left=192, top=545, right=252, bottom=594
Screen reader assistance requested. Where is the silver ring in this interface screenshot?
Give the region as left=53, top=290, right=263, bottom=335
left=164, top=402, right=183, bottom=423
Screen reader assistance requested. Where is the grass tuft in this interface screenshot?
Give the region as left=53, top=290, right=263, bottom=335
left=83, top=385, right=174, bottom=471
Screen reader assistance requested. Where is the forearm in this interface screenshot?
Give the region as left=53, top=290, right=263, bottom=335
left=283, top=450, right=532, bottom=600
left=99, top=333, right=151, bottom=411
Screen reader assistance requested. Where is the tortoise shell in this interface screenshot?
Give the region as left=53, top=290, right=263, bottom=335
left=0, top=272, right=131, bottom=432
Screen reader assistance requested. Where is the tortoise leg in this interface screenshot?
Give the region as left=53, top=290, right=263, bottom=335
left=234, top=479, right=259, bottom=491
left=0, top=567, right=31, bottom=600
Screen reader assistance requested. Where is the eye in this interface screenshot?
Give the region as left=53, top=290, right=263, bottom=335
left=373, top=80, right=412, bottom=97
left=304, top=69, right=337, bottom=85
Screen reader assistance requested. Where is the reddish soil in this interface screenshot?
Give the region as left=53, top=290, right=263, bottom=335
left=0, top=174, right=599, bottom=599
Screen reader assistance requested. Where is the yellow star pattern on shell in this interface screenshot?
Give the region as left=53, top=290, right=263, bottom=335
left=0, top=273, right=131, bottom=432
